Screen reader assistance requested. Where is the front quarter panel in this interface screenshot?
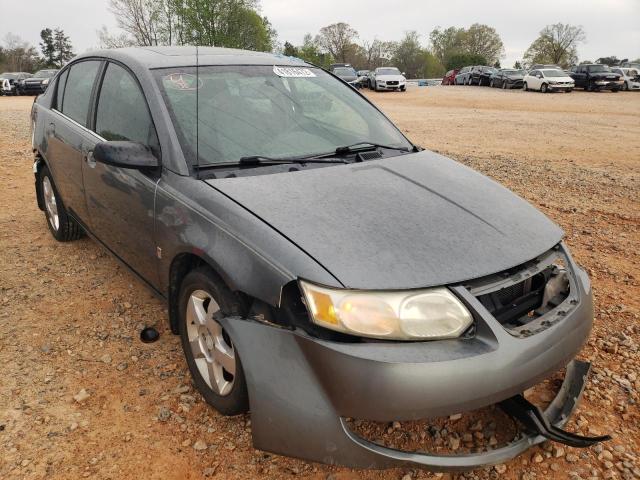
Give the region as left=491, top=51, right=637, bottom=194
left=155, top=170, right=341, bottom=306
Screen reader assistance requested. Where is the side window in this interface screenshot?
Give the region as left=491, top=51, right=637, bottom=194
left=95, top=62, right=159, bottom=156
left=62, top=61, right=101, bottom=127
left=55, top=69, right=69, bottom=110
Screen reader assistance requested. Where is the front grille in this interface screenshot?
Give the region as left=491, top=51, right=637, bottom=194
left=386, top=81, right=399, bottom=86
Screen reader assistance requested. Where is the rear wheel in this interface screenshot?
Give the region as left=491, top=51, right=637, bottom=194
left=39, top=166, right=84, bottom=241
left=178, top=267, right=249, bottom=416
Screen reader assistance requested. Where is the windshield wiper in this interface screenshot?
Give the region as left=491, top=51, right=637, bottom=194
left=239, top=155, right=347, bottom=166
left=312, top=142, right=415, bottom=158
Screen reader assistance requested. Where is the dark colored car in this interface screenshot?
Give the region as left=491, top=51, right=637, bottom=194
left=471, top=66, right=500, bottom=86
left=332, top=66, right=359, bottom=88
left=1, top=72, right=32, bottom=95
left=490, top=69, right=526, bottom=89
left=31, top=47, right=607, bottom=471
left=454, top=66, right=473, bottom=85
left=17, top=69, right=58, bottom=95
left=442, top=69, right=459, bottom=85
left=570, top=64, right=623, bottom=92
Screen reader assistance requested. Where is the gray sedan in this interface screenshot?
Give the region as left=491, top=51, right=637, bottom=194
left=31, top=46, right=607, bottom=470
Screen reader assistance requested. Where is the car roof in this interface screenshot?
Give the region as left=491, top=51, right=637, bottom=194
left=539, top=68, right=565, bottom=72
left=74, top=46, right=313, bottom=69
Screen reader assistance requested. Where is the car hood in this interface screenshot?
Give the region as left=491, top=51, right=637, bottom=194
left=549, top=76, right=574, bottom=82
left=377, top=74, right=406, bottom=82
left=206, top=151, right=563, bottom=289
left=586, top=72, right=620, bottom=79
left=507, top=74, right=524, bottom=80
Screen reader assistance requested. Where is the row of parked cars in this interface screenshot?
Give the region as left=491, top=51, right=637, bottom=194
left=330, top=64, right=408, bottom=92
left=442, top=62, right=640, bottom=93
left=0, top=69, right=59, bottom=96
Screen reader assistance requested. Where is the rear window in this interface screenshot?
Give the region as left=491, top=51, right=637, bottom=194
left=61, top=61, right=101, bottom=127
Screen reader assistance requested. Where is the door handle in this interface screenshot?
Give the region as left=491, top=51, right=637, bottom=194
left=85, top=150, right=96, bottom=168
left=47, top=122, right=55, bottom=137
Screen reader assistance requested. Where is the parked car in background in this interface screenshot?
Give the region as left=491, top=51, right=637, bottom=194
left=570, top=64, right=622, bottom=92
left=356, top=70, right=370, bottom=88
left=476, top=66, right=498, bottom=86
left=369, top=67, right=407, bottom=91
left=17, top=69, right=58, bottom=95
left=529, top=64, right=562, bottom=72
left=621, top=61, right=640, bottom=70
left=442, top=69, right=459, bottom=85
left=523, top=69, right=575, bottom=93
left=31, top=45, right=607, bottom=470
left=332, top=66, right=360, bottom=88
left=611, top=67, right=640, bottom=91
left=454, top=66, right=473, bottom=85
left=1, top=72, right=32, bottom=96
left=490, top=69, right=526, bottom=89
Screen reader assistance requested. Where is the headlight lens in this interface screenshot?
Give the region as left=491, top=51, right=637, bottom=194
left=42, top=78, right=50, bottom=85
left=299, top=280, right=473, bottom=340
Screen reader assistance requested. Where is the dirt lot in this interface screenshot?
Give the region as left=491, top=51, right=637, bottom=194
left=1, top=86, right=638, bottom=480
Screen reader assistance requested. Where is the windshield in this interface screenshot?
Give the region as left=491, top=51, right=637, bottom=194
left=156, top=65, right=411, bottom=166
left=377, top=68, right=401, bottom=76
left=588, top=65, right=610, bottom=73
left=334, top=67, right=357, bottom=76
left=543, top=70, right=567, bottom=77
left=504, top=70, right=525, bottom=75
left=34, top=70, right=56, bottom=78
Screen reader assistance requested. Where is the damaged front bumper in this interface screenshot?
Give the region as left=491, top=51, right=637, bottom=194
left=220, top=244, right=596, bottom=470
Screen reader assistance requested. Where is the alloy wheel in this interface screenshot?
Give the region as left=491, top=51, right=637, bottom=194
left=186, top=290, right=236, bottom=396
left=42, top=176, right=59, bottom=231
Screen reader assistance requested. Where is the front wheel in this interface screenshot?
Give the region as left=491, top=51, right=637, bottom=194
left=623, top=81, right=629, bottom=91
left=541, top=83, right=548, bottom=93
left=178, top=267, right=249, bottom=416
left=611, top=88, right=619, bottom=93
left=39, top=166, right=84, bottom=241
left=502, top=81, right=508, bottom=89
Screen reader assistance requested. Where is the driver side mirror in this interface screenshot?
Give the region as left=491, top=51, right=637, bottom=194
left=93, top=141, right=159, bottom=170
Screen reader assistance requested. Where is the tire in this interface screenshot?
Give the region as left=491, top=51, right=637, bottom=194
left=623, top=81, right=629, bottom=91
left=400, top=86, right=406, bottom=92
left=541, top=83, right=548, bottom=93
left=586, top=81, right=594, bottom=92
left=611, top=88, right=619, bottom=93
left=523, top=82, right=528, bottom=91
left=502, top=81, right=508, bottom=90
left=178, top=267, right=249, bottom=416
left=39, top=166, right=84, bottom=241
left=489, top=80, right=494, bottom=88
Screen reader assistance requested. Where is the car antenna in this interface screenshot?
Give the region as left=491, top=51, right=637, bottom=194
left=196, top=43, right=200, bottom=180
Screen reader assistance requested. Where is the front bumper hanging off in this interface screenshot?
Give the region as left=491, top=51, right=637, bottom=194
left=219, top=246, right=607, bottom=471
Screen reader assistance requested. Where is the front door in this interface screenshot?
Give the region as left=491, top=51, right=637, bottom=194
left=82, top=61, right=161, bottom=287
left=47, top=60, right=102, bottom=223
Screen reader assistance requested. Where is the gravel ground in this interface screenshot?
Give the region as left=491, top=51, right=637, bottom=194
left=1, top=85, right=639, bottom=480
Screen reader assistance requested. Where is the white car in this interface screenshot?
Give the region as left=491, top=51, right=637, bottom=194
left=523, top=69, right=574, bottom=93
left=370, top=67, right=407, bottom=92
left=611, top=67, right=640, bottom=91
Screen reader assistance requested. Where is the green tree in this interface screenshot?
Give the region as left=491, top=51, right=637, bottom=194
left=429, top=26, right=465, bottom=65
left=461, top=23, right=504, bottom=65
left=283, top=41, right=298, bottom=57
left=523, top=23, right=585, bottom=69
left=316, top=22, right=358, bottom=63
left=513, top=60, right=523, bottom=69
left=595, top=56, right=620, bottom=66
left=444, top=52, right=487, bottom=70
left=419, top=50, right=445, bottom=78
left=53, top=28, right=74, bottom=67
left=39, top=28, right=56, bottom=67
left=493, top=60, right=501, bottom=68
left=296, top=33, right=333, bottom=68
left=391, top=31, right=425, bottom=78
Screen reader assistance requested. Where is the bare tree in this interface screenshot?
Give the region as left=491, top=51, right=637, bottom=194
left=316, top=22, right=358, bottom=63
left=108, top=0, right=165, bottom=46
left=523, top=23, right=586, bottom=68
left=97, top=26, right=137, bottom=48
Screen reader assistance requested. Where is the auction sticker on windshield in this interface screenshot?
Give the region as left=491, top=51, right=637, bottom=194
left=273, top=66, right=316, bottom=78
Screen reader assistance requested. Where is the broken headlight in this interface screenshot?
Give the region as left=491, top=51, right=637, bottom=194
left=299, top=280, right=473, bottom=341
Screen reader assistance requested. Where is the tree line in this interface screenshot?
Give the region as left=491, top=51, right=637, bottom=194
left=0, top=29, right=73, bottom=73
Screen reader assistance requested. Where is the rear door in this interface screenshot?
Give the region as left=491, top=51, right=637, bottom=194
left=47, top=60, right=103, bottom=223
left=573, top=66, right=586, bottom=87
left=82, top=61, right=161, bottom=286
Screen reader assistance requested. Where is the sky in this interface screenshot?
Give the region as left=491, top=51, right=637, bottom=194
left=2, top=0, right=639, bottom=67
